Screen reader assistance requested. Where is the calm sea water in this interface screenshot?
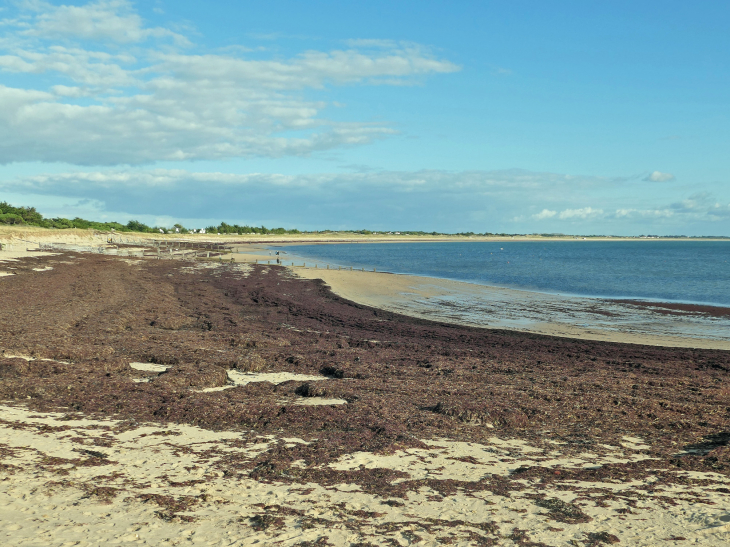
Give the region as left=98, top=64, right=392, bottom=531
left=278, top=241, right=730, bottom=307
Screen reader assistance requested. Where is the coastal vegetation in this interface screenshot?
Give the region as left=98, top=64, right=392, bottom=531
left=0, top=201, right=300, bottom=235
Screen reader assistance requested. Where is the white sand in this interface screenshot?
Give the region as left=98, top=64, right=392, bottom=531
left=0, top=249, right=59, bottom=262
left=126, top=362, right=339, bottom=402
left=227, top=370, right=329, bottom=386
left=292, top=397, right=347, bottom=406
left=129, top=362, right=170, bottom=373
left=1, top=404, right=728, bottom=545
left=199, top=370, right=330, bottom=393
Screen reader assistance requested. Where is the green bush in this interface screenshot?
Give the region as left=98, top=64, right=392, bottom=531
left=0, top=213, right=24, bottom=225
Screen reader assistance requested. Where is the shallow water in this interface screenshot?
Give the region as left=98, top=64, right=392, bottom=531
left=279, top=241, right=730, bottom=307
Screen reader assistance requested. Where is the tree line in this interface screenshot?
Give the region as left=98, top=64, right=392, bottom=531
left=0, top=202, right=301, bottom=235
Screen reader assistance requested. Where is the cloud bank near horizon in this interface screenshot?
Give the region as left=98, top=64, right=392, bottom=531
left=3, top=168, right=728, bottom=234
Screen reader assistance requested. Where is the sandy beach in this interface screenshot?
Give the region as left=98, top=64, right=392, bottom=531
left=1, top=235, right=730, bottom=545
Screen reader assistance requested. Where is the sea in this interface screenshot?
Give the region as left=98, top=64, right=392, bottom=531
left=277, top=240, right=730, bottom=308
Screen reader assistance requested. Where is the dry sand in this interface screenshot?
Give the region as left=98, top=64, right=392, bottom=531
left=2, top=403, right=729, bottom=546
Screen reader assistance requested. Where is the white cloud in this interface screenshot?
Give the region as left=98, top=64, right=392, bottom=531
left=531, top=206, right=605, bottom=221
left=557, top=207, right=604, bottom=220
left=669, top=192, right=730, bottom=219
left=24, top=0, right=188, bottom=45
left=532, top=209, right=556, bottom=220
left=643, top=171, right=675, bottom=182
left=614, top=208, right=675, bottom=219
left=0, top=1, right=460, bottom=165
left=7, top=168, right=598, bottom=194
left=613, top=193, right=730, bottom=221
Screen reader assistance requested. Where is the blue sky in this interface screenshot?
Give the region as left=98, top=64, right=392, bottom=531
left=0, top=0, right=728, bottom=235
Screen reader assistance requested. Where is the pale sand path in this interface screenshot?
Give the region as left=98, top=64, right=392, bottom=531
left=2, top=404, right=730, bottom=546
left=294, top=268, right=730, bottom=350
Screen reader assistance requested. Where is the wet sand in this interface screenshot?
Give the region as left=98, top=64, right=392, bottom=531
left=1, top=251, right=729, bottom=545
left=294, top=268, right=730, bottom=351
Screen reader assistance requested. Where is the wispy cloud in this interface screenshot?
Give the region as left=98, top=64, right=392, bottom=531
left=558, top=207, right=604, bottom=220
left=22, top=0, right=189, bottom=45
left=532, top=209, right=556, bottom=220
left=491, top=66, right=513, bottom=76
left=643, top=171, right=676, bottom=182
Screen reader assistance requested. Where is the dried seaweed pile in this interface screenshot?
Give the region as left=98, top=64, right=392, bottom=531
left=1, top=254, right=729, bottom=499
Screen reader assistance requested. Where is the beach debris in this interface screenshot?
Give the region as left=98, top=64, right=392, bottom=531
left=233, top=352, right=267, bottom=372
left=152, top=363, right=228, bottom=389
left=295, top=382, right=327, bottom=397
left=584, top=531, right=620, bottom=545
left=535, top=497, right=592, bottom=524
left=431, top=400, right=529, bottom=429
